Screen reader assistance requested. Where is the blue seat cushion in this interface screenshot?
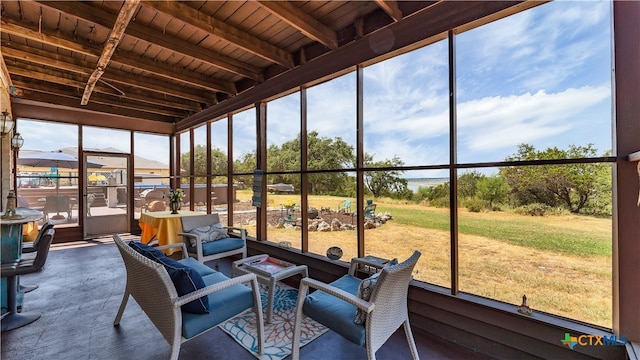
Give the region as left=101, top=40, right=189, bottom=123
left=129, top=241, right=165, bottom=260
left=178, top=257, right=217, bottom=278
left=189, top=238, right=244, bottom=257
left=155, top=256, right=209, bottom=314
left=181, top=272, right=255, bottom=339
left=303, top=274, right=365, bottom=346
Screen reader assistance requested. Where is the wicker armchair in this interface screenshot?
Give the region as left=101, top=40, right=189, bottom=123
left=112, top=234, right=263, bottom=360
left=177, top=214, right=246, bottom=266
left=291, top=251, right=421, bottom=360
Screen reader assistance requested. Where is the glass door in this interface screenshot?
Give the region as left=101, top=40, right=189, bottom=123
left=83, top=152, right=131, bottom=238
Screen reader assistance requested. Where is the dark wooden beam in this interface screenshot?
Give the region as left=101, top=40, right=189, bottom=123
left=1, top=18, right=236, bottom=94
left=38, top=1, right=263, bottom=82
left=257, top=1, right=338, bottom=50
left=1, top=43, right=215, bottom=106
left=14, top=91, right=177, bottom=123
left=13, top=78, right=189, bottom=118
left=11, top=98, right=175, bottom=133
left=141, top=0, right=294, bottom=68
left=375, top=0, right=403, bottom=22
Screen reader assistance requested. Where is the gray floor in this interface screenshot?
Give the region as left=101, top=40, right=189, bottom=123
left=1, top=235, right=491, bottom=360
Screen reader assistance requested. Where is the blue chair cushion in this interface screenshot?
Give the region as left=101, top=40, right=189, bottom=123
left=303, top=274, right=365, bottom=346
left=128, top=241, right=166, bottom=260
left=155, top=256, right=209, bottom=314
left=181, top=272, right=255, bottom=339
left=186, top=223, right=229, bottom=247
left=192, top=238, right=244, bottom=257
left=178, top=257, right=217, bottom=278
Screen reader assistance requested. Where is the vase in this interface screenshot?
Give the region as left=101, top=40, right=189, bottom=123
left=169, top=200, right=180, bottom=214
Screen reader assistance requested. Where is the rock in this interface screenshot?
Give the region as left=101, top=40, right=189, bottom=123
left=317, top=221, right=331, bottom=232
left=331, top=218, right=342, bottom=231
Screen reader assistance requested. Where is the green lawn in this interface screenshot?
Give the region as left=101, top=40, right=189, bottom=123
left=380, top=204, right=611, bottom=257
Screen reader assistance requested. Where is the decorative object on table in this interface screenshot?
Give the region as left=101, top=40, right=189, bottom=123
left=168, top=188, right=185, bottom=214
left=1, top=190, right=21, bottom=219
left=282, top=199, right=296, bottom=214
left=517, top=294, right=534, bottom=316
left=219, top=282, right=328, bottom=360
left=326, top=246, right=343, bottom=260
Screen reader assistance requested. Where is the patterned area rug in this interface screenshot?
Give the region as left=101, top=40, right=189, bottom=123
left=219, top=283, right=328, bottom=360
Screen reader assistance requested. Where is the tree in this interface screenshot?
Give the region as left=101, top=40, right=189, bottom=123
left=458, top=171, right=485, bottom=198
left=181, top=145, right=228, bottom=184
left=500, top=143, right=610, bottom=214
left=364, top=155, right=410, bottom=199
left=476, top=175, right=508, bottom=208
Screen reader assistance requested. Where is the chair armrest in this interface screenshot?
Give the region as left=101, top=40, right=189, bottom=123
left=300, top=277, right=374, bottom=313
left=225, top=226, right=247, bottom=240
left=174, top=273, right=259, bottom=307
left=348, top=257, right=386, bottom=276
left=155, top=243, right=188, bottom=259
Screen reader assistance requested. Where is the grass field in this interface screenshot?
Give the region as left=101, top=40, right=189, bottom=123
left=235, top=191, right=612, bottom=328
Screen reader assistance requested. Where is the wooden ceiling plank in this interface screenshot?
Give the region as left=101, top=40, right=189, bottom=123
left=257, top=0, right=338, bottom=50
left=141, top=0, right=295, bottom=68
left=1, top=18, right=102, bottom=58
left=39, top=1, right=262, bottom=81
left=12, top=98, right=176, bottom=133
left=15, top=91, right=177, bottom=122
left=13, top=78, right=189, bottom=117
left=1, top=43, right=213, bottom=106
left=81, top=0, right=140, bottom=105
left=375, top=0, right=403, bottom=22
left=1, top=17, right=235, bottom=94
left=0, top=51, right=14, bottom=94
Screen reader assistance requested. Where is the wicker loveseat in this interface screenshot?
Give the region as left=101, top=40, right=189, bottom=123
left=112, top=234, right=264, bottom=360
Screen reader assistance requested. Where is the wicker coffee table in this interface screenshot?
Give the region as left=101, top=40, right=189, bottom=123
left=232, top=254, right=308, bottom=323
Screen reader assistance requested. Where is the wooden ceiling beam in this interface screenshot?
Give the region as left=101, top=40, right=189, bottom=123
left=81, top=0, right=140, bottom=105
left=257, top=1, right=338, bottom=50
left=141, top=0, right=294, bottom=68
left=375, top=0, right=403, bottom=22
left=16, top=90, right=178, bottom=123
left=12, top=98, right=175, bottom=133
left=13, top=78, right=189, bottom=118
left=0, top=52, right=13, bottom=95
left=1, top=18, right=236, bottom=94
left=1, top=44, right=211, bottom=108
left=39, top=1, right=262, bottom=82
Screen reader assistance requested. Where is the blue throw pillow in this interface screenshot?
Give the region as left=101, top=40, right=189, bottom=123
left=129, top=241, right=166, bottom=260
left=155, top=256, right=209, bottom=314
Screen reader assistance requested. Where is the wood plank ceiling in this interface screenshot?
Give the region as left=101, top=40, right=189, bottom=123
left=0, top=1, right=529, bottom=132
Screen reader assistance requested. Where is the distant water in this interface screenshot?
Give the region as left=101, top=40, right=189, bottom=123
left=406, top=177, right=449, bottom=192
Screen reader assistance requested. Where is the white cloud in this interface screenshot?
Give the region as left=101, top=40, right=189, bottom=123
left=458, top=85, right=610, bottom=152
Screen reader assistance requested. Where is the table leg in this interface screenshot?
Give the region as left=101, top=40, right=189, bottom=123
left=267, top=277, right=277, bottom=324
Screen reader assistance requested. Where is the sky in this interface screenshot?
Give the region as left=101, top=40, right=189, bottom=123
left=17, top=1, right=613, bottom=178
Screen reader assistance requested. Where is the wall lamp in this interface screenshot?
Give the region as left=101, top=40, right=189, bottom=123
left=0, top=110, right=14, bottom=135
left=11, top=132, right=24, bottom=150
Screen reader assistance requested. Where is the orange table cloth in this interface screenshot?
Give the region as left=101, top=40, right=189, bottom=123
left=22, top=222, right=39, bottom=242
left=139, top=210, right=203, bottom=254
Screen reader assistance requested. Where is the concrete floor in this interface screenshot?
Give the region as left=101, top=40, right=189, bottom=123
left=1, top=235, right=492, bottom=360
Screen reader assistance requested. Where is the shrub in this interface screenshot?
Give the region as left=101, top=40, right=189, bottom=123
left=466, top=198, right=485, bottom=213
left=514, top=203, right=553, bottom=216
